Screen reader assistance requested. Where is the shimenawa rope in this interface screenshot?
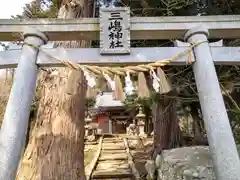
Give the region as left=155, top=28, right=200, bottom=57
left=22, top=41, right=207, bottom=76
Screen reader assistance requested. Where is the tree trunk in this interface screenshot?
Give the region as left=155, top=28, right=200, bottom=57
left=16, top=1, right=93, bottom=180
left=152, top=92, right=182, bottom=156
left=190, top=102, right=208, bottom=145
left=191, top=103, right=204, bottom=136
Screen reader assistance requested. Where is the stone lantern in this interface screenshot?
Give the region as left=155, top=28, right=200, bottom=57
left=84, top=115, right=92, bottom=137
left=136, top=105, right=147, bottom=138
left=85, top=114, right=98, bottom=142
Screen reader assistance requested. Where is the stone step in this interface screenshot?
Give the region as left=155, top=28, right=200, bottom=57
left=101, top=149, right=126, bottom=154
left=103, top=138, right=123, bottom=143
left=96, top=160, right=130, bottom=170
left=102, top=142, right=125, bottom=146
left=102, top=142, right=126, bottom=150
left=99, top=153, right=128, bottom=160
left=92, top=179, right=132, bottom=180
left=92, top=168, right=132, bottom=179
left=102, top=146, right=125, bottom=150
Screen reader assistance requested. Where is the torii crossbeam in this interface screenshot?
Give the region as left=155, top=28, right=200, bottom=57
left=0, top=47, right=240, bottom=68
left=0, top=15, right=240, bottom=41
left=0, top=15, right=240, bottom=180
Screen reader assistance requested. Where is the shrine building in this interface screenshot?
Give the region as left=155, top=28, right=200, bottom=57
left=89, top=92, right=132, bottom=135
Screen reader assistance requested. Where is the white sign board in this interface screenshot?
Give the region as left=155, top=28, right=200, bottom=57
left=99, top=7, right=130, bottom=55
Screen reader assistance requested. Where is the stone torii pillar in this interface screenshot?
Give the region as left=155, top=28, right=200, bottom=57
left=0, top=28, right=48, bottom=180
left=184, top=26, right=240, bottom=180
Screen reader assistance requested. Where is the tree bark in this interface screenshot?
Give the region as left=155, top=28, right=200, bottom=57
left=152, top=92, right=182, bottom=156
left=191, top=103, right=204, bottom=136
left=16, top=1, right=93, bottom=180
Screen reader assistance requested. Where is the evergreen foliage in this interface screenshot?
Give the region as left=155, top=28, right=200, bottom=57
left=12, top=0, right=58, bottom=19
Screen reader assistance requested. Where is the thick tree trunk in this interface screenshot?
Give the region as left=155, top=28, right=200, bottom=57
left=16, top=1, right=93, bottom=180
left=153, top=92, right=182, bottom=156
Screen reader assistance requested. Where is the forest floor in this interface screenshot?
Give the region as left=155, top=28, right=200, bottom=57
left=128, top=137, right=153, bottom=178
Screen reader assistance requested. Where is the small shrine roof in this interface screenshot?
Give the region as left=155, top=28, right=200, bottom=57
left=94, top=92, right=124, bottom=108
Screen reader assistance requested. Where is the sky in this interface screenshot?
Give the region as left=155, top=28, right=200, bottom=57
left=0, top=0, right=33, bottom=51
left=0, top=0, right=33, bottom=76
left=0, top=0, right=32, bottom=19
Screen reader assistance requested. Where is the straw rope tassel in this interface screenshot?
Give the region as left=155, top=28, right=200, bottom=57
left=82, top=68, right=98, bottom=99
left=137, top=72, right=150, bottom=98
left=113, top=74, right=125, bottom=101
left=156, top=67, right=172, bottom=94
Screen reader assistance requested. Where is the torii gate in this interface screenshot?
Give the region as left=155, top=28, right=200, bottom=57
left=0, top=11, right=240, bottom=180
